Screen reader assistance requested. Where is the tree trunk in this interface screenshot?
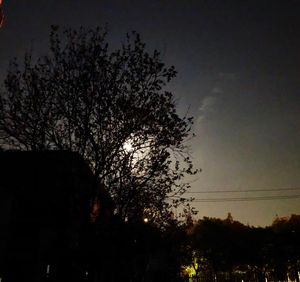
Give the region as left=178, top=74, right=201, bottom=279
left=257, top=271, right=265, bottom=282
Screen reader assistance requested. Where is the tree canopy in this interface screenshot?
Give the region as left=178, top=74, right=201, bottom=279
left=0, top=26, right=197, bottom=223
left=181, top=214, right=300, bottom=282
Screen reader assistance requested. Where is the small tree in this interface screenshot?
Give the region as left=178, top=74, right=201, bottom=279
left=0, top=26, right=197, bottom=223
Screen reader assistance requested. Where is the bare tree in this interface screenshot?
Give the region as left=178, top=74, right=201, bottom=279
left=0, top=26, right=197, bottom=223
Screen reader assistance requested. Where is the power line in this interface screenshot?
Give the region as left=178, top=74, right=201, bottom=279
left=191, top=194, right=300, bottom=202
left=185, top=187, right=300, bottom=194
left=169, top=187, right=300, bottom=202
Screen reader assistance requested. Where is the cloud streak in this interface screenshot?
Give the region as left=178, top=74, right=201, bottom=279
left=196, top=96, right=217, bottom=124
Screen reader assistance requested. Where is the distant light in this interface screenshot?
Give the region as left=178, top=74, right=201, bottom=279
left=143, top=217, right=149, bottom=223
left=182, top=263, right=197, bottom=278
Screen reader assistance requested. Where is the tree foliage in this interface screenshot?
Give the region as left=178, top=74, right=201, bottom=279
left=0, top=26, right=196, bottom=223
left=182, top=215, right=300, bottom=282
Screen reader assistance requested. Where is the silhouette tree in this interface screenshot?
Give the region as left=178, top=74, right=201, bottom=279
left=0, top=26, right=197, bottom=223
left=271, top=215, right=300, bottom=282
left=188, top=216, right=254, bottom=281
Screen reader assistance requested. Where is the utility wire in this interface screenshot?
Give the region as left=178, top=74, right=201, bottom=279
left=189, top=194, right=300, bottom=202
left=170, top=189, right=300, bottom=202
left=169, top=187, right=300, bottom=202
left=185, top=187, right=300, bottom=194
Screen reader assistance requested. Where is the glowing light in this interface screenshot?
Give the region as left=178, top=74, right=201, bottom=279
left=123, top=140, right=134, bottom=152
left=143, top=217, right=149, bottom=223
left=90, top=198, right=101, bottom=222
left=182, top=264, right=198, bottom=278
left=122, top=135, right=152, bottom=167
left=181, top=252, right=200, bottom=279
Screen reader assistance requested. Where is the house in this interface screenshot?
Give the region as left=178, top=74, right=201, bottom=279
left=0, top=150, right=99, bottom=282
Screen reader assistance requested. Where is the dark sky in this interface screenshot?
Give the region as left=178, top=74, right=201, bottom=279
left=1, top=0, right=300, bottom=226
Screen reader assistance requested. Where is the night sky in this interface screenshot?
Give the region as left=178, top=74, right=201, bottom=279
left=1, top=0, right=300, bottom=226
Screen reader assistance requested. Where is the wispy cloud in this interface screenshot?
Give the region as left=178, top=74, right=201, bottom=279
left=197, top=96, right=217, bottom=123
left=218, top=72, right=237, bottom=81
left=211, top=87, right=223, bottom=94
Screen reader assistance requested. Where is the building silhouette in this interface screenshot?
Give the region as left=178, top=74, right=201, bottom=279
left=0, top=151, right=99, bottom=282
